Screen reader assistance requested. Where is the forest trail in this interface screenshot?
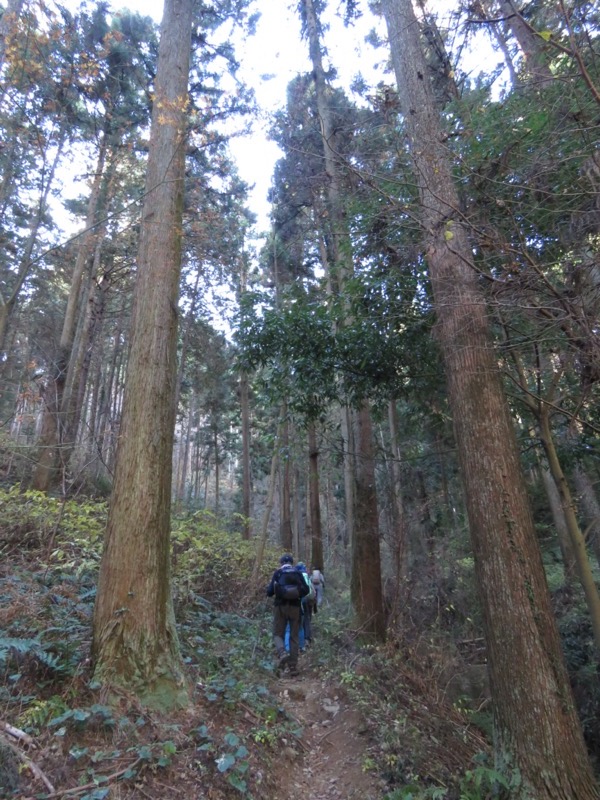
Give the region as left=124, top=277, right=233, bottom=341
left=271, top=652, right=384, bottom=800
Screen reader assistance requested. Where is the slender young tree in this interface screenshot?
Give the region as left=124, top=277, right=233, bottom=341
left=380, top=0, right=600, bottom=794
left=237, top=240, right=253, bottom=541
left=91, top=0, right=193, bottom=708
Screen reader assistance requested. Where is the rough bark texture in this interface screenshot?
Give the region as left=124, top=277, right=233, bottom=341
left=240, top=371, right=251, bottom=539
left=308, top=420, right=324, bottom=571
left=91, top=0, right=193, bottom=709
left=32, top=135, right=108, bottom=491
left=382, top=0, right=599, bottom=795
left=301, top=0, right=382, bottom=628
left=302, top=0, right=356, bottom=546
left=350, top=404, right=386, bottom=640
left=280, top=413, right=293, bottom=550
left=387, top=399, right=408, bottom=616
left=574, top=464, right=600, bottom=571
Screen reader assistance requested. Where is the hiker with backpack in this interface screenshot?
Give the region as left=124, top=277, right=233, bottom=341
left=311, top=566, right=325, bottom=608
left=296, top=562, right=315, bottom=646
left=284, top=562, right=315, bottom=651
left=266, top=554, right=310, bottom=676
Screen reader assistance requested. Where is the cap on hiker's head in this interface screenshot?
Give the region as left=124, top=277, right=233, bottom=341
left=296, top=561, right=307, bottom=571
left=280, top=553, right=293, bottom=565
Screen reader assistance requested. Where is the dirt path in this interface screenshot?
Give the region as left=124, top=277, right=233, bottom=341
left=271, top=651, right=384, bottom=800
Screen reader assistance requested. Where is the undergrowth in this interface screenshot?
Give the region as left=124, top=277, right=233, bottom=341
left=327, top=629, right=493, bottom=800
left=0, top=484, right=290, bottom=799
left=0, top=482, right=500, bottom=800
left=2, top=485, right=593, bottom=799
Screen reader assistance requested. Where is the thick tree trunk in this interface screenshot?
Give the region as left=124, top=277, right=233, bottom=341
left=32, top=136, right=108, bottom=491
left=387, top=398, right=408, bottom=618
left=279, top=410, right=293, bottom=550
left=302, top=0, right=357, bottom=556
left=351, top=403, right=386, bottom=639
left=91, top=0, right=193, bottom=709
left=382, top=0, right=599, bottom=795
left=308, top=419, right=324, bottom=570
left=62, top=231, right=110, bottom=475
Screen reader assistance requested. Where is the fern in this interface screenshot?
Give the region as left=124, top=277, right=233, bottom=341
left=0, top=635, right=42, bottom=662
left=0, top=635, right=69, bottom=674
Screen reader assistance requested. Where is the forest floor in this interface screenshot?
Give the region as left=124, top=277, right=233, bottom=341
left=1, top=489, right=599, bottom=798
left=270, top=649, right=385, bottom=800
left=0, top=541, right=490, bottom=800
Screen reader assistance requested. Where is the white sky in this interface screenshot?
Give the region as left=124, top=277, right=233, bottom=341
left=107, top=0, right=390, bottom=230
left=57, top=0, right=496, bottom=233
left=226, top=2, right=388, bottom=230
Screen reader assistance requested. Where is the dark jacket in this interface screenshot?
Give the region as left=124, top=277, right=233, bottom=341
left=266, top=565, right=310, bottom=606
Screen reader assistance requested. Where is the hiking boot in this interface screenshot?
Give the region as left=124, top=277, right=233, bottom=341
left=288, top=665, right=299, bottom=677
left=277, top=652, right=290, bottom=671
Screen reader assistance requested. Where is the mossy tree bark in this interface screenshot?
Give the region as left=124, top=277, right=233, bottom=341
left=91, top=0, right=193, bottom=710
left=381, top=0, right=599, bottom=794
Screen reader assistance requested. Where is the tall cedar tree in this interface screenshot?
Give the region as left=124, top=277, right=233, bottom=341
left=381, top=0, right=600, bottom=795
left=91, top=0, right=193, bottom=708
left=300, top=0, right=385, bottom=639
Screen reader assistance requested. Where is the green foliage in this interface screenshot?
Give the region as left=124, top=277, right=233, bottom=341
left=383, top=762, right=521, bottom=800
left=458, top=762, right=521, bottom=800
left=47, top=703, right=116, bottom=734
left=18, top=695, right=70, bottom=731
left=215, top=731, right=250, bottom=793
left=57, top=736, right=180, bottom=798
left=171, top=509, right=274, bottom=607
left=0, top=486, right=106, bottom=567
left=556, top=602, right=599, bottom=757
left=0, top=485, right=274, bottom=611
left=384, top=787, right=447, bottom=800
left=237, top=274, right=438, bottom=420
left=0, top=632, right=79, bottom=684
